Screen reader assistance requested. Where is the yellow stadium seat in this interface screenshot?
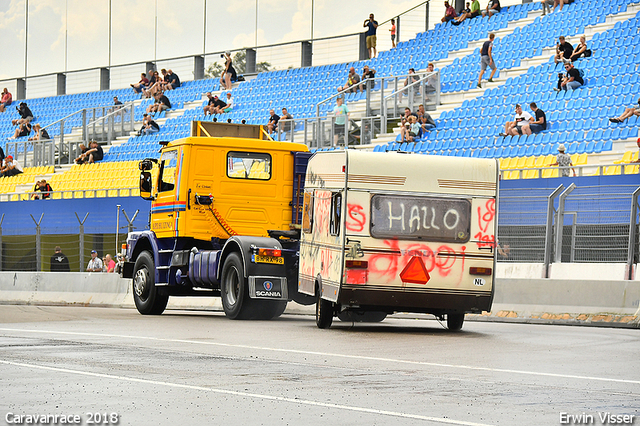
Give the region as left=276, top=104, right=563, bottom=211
left=515, top=157, right=527, bottom=169
left=618, top=151, right=633, bottom=164
left=542, top=167, right=559, bottom=178
left=604, top=166, right=621, bottom=176
left=624, top=164, right=639, bottom=175
left=498, top=158, right=510, bottom=170
left=576, top=153, right=587, bottom=165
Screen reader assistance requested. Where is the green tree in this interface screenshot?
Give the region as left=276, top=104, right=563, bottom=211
left=205, top=51, right=272, bottom=78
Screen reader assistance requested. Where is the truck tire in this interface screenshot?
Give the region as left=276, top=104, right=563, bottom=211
left=447, top=313, right=465, bottom=331
left=261, top=300, right=288, bottom=319
left=315, top=292, right=333, bottom=329
left=133, top=251, right=169, bottom=315
left=221, top=252, right=253, bottom=319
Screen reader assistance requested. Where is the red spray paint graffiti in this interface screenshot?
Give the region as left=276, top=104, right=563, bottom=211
left=346, top=203, right=366, bottom=232
left=474, top=199, right=496, bottom=248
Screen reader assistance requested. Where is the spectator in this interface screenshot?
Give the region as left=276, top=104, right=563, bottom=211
left=389, top=18, right=396, bottom=48
left=555, top=61, right=583, bottom=91
left=165, top=69, right=181, bottom=91
left=398, top=68, right=420, bottom=102
left=453, top=1, right=481, bottom=25
left=145, top=69, right=167, bottom=98
left=143, top=70, right=160, bottom=98
left=415, top=104, right=436, bottom=132
left=477, top=33, right=497, bottom=88
left=482, top=0, right=501, bottom=18
left=553, top=0, right=573, bottom=12
left=50, top=246, right=70, bottom=272
left=11, top=102, right=33, bottom=126
left=220, top=51, right=237, bottom=90
left=400, top=115, right=420, bottom=142
left=111, top=96, right=123, bottom=112
left=104, top=254, right=116, bottom=273
left=497, top=239, right=511, bottom=259
left=222, top=92, right=233, bottom=113
left=500, top=104, right=533, bottom=136
left=541, top=0, right=554, bottom=15
left=359, top=65, right=376, bottom=92
left=141, top=114, right=160, bottom=135
left=74, top=143, right=88, bottom=164
left=0, top=88, right=12, bottom=113
left=570, top=36, right=589, bottom=62
left=267, top=109, right=280, bottom=133
left=363, top=13, right=378, bottom=59
left=441, top=1, right=458, bottom=23
left=554, top=36, right=573, bottom=64
left=424, top=63, right=439, bottom=95
left=280, top=107, right=294, bottom=133
left=609, top=96, right=640, bottom=123
left=9, top=121, right=32, bottom=140
left=32, top=179, right=53, bottom=200
left=452, top=2, right=470, bottom=25
left=399, top=107, right=417, bottom=128
left=28, top=123, right=50, bottom=142
left=333, top=96, right=350, bottom=146
left=86, top=250, right=103, bottom=272
left=146, top=91, right=171, bottom=113
left=552, top=144, right=576, bottom=177
left=131, top=72, right=149, bottom=94
left=76, top=140, right=103, bottom=164
left=338, top=67, right=361, bottom=93
left=203, top=93, right=226, bottom=115
left=521, top=102, right=547, bottom=135
left=1, top=155, right=23, bottom=177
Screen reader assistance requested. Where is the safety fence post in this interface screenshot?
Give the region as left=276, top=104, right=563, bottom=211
left=554, top=183, right=576, bottom=263
left=626, top=187, right=640, bottom=280
left=543, top=185, right=564, bottom=278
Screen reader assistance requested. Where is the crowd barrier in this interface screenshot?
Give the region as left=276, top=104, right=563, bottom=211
left=0, top=272, right=637, bottom=328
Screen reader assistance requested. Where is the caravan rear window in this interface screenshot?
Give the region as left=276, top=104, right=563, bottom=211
left=227, top=151, right=271, bottom=180
left=370, top=195, right=471, bottom=243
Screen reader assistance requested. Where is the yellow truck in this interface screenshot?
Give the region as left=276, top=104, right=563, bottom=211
left=122, top=121, right=315, bottom=318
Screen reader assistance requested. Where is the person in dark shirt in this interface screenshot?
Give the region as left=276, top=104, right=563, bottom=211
left=146, top=91, right=172, bottom=113
left=11, top=102, right=33, bottom=126
left=10, top=121, right=31, bottom=139
left=220, top=52, right=237, bottom=90
left=32, top=179, right=53, bottom=200
left=363, top=13, right=378, bottom=59
left=482, top=0, right=501, bottom=18
left=50, top=246, right=70, bottom=272
left=477, top=33, right=497, bottom=88
left=557, top=61, right=583, bottom=91
left=77, top=140, right=103, bottom=163
left=521, top=102, right=546, bottom=135
left=203, top=93, right=227, bottom=115
left=554, top=36, right=574, bottom=64
left=141, top=114, right=161, bottom=135
left=267, top=109, right=280, bottom=133
left=359, top=65, right=376, bottom=91
left=280, top=107, right=294, bottom=133
left=164, top=69, right=181, bottom=90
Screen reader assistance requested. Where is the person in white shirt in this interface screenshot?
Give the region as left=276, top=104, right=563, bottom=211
left=223, top=92, right=233, bottom=113
left=86, top=250, right=104, bottom=272
left=0, top=155, right=23, bottom=177
left=500, top=104, right=533, bottom=137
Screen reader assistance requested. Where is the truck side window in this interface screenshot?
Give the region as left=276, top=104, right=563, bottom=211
left=329, top=192, right=342, bottom=236
left=227, top=151, right=271, bottom=180
left=302, top=191, right=313, bottom=234
left=159, top=151, right=177, bottom=192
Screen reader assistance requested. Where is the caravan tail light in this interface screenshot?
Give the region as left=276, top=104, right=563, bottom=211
left=469, top=267, right=492, bottom=276
left=258, top=248, right=281, bottom=257
left=345, top=260, right=368, bottom=269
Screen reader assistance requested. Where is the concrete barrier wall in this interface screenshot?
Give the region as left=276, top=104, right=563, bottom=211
left=496, top=263, right=637, bottom=281
left=0, top=272, right=638, bottom=327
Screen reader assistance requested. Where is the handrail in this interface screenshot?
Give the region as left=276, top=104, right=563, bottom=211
left=85, top=101, right=135, bottom=128
left=381, top=71, right=440, bottom=130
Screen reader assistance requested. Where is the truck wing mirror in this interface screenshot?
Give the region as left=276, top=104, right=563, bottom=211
left=139, top=158, right=156, bottom=171
left=140, top=171, right=155, bottom=200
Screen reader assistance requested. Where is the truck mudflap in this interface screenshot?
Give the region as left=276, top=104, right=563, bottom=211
left=248, top=276, right=288, bottom=300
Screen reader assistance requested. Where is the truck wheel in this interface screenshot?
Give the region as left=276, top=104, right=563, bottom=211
left=133, top=251, right=169, bottom=315
left=315, top=291, right=333, bottom=329
left=447, top=313, right=465, bottom=331
left=221, top=252, right=252, bottom=319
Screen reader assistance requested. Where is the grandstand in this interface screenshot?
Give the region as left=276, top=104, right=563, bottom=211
left=0, top=0, right=640, bottom=200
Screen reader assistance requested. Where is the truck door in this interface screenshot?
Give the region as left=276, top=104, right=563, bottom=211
left=150, top=149, right=182, bottom=238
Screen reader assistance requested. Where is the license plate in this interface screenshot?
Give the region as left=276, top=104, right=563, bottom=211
left=254, top=255, right=284, bottom=265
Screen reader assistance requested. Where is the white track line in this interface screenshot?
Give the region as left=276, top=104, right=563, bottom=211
left=0, top=359, right=493, bottom=426
left=1, top=327, right=639, bottom=385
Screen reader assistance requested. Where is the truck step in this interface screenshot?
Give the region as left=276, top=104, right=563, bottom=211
left=156, top=266, right=170, bottom=270
left=158, top=249, right=174, bottom=254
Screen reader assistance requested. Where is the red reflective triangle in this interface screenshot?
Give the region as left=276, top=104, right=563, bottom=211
left=399, top=256, right=430, bottom=285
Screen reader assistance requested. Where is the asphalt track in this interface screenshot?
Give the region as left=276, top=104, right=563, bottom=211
left=0, top=305, right=638, bottom=426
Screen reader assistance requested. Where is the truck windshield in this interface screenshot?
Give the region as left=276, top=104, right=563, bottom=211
left=370, top=195, right=471, bottom=243
left=227, top=151, right=271, bottom=180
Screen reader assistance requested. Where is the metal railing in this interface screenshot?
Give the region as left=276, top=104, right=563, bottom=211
left=500, top=162, right=640, bottom=179
left=381, top=71, right=441, bottom=131
left=275, top=114, right=381, bottom=149
left=84, top=101, right=136, bottom=143
left=4, top=139, right=56, bottom=168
